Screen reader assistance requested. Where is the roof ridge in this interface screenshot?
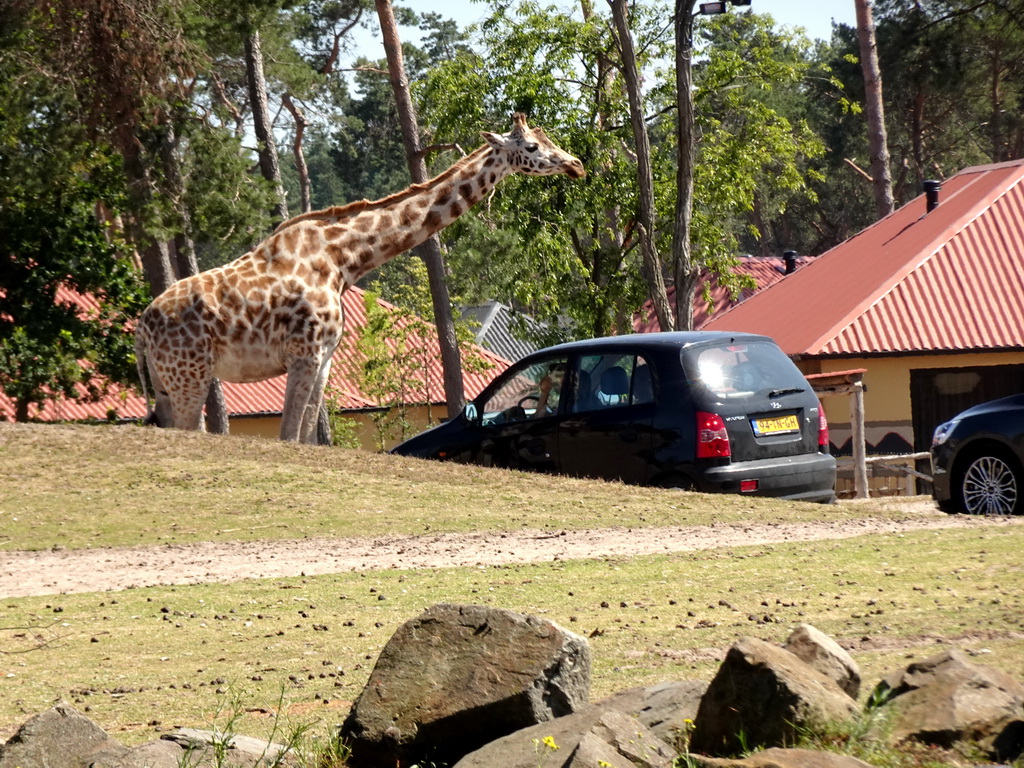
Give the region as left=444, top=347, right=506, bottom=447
left=474, top=300, right=503, bottom=341
left=801, top=161, right=1024, bottom=355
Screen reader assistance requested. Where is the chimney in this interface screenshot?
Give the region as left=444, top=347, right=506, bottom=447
left=783, top=250, right=798, bottom=275
left=924, top=180, right=941, bottom=212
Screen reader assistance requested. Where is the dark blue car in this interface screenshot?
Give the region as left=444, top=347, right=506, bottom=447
left=932, top=393, right=1024, bottom=515
left=392, top=332, right=836, bottom=503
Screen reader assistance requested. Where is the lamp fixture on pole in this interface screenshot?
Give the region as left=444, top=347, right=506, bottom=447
left=698, top=0, right=751, bottom=14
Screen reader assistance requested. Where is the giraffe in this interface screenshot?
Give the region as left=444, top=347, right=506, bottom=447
left=134, top=113, right=586, bottom=443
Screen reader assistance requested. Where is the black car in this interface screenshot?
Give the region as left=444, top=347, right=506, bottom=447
left=392, top=332, right=836, bottom=502
left=931, top=393, right=1024, bottom=515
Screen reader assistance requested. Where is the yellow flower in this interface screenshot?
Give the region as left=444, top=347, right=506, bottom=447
left=542, top=735, right=559, bottom=751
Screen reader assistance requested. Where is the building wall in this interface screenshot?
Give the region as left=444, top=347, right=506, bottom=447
left=799, top=350, right=1024, bottom=454
left=227, top=404, right=446, bottom=452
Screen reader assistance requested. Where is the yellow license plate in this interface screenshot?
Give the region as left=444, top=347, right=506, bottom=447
left=752, top=414, right=800, bottom=436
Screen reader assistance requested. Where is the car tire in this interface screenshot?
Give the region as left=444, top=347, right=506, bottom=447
left=654, top=474, right=695, bottom=491
left=955, top=449, right=1022, bottom=516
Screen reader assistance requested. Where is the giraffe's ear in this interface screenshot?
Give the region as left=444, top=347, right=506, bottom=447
left=481, top=131, right=505, bottom=149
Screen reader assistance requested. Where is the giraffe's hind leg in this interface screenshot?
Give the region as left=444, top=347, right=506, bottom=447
left=143, top=360, right=176, bottom=428
left=153, top=358, right=211, bottom=432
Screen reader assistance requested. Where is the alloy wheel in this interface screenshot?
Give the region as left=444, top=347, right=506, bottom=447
left=961, top=455, right=1019, bottom=515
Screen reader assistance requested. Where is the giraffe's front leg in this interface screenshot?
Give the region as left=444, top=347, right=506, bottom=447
left=298, top=354, right=334, bottom=445
left=281, top=356, right=320, bottom=442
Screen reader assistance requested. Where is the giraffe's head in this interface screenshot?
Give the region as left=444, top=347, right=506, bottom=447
left=482, top=113, right=586, bottom=179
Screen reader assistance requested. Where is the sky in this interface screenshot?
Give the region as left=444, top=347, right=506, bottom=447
left=349, top=0, right=859, bottom=61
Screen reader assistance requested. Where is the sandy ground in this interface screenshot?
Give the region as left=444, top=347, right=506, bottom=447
left=3, top=500, right=1019, bottom=598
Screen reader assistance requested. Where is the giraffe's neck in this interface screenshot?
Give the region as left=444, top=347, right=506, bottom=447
left=272, top=146, right=512, bottom=286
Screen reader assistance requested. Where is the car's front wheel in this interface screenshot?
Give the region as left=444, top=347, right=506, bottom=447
left=653, top=473, right=695, bottom=491
left=958, top=451, right=1022, bottom=515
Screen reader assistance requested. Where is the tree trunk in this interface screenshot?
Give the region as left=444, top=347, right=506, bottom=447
left=118, top=127, right=175, bottom=296
left=672, top=0, right=699, bottom=330
left=609, top=0, right=674, bottom=333
left=855, top=0, right=894, bottom=219
left=159, top=119, right=230, bottom=434
left=280, top=93, right=330, bottom=440
left=375, top=0, right=465, bottom=419
left=283, top=94, right=312, bottom=213
left=245, top=28, right=290, bottom=223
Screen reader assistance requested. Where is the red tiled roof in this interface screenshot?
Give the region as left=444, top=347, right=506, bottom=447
left=701, top=159, right=1024, bottom=356
left=0, top=286, right=509, bottom=423
left=634, top=256, right=812, bottom=332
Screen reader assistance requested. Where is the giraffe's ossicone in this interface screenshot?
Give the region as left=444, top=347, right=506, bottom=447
left=134, top=113, right=586, bottom=443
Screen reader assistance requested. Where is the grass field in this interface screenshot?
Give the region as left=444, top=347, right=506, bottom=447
left=1, top=423, right=926, bottom=551
left=2, top=423, right=1023, bottom=763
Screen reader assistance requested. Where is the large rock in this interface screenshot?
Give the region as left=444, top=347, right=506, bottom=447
left=873, top=648, right=1024, bottom=760
left=95, top=729, right=293, bottom=767
left=454, top=678, right=703, bottom=768
left=566, top=711, right=675, bottom=768
left=689, top=747, right=876, bottom=767
left=0, top=703, right=126, bottom=768
left=783, top=623, right=861, bottom=699
left=341, top=603, right=591, bottom=768
left=598, top=679, right=708, bottom=746
left=455, top=710, right=674, bottom=768
left=689, top=636, right=858, bottom=757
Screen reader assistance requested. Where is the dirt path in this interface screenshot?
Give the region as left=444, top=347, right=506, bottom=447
left=3, top=507, right=1019, bottom=598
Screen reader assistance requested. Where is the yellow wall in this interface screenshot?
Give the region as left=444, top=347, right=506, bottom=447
left=798, top=350, right=1024, bottom=450
left=227, top=403, right=446, bottom=452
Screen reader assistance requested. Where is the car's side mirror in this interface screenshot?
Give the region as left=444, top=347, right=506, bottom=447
left=464, top=402, right=479, bottom=424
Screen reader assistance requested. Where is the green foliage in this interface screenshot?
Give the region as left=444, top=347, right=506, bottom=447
left=873, top=0, right=1024, bottom=173
left=357, top=259, right=494, bottom=450
left=356, top=287, right=435, bottom=451
left=692, top=12, right=826, bottom=263
left=0, top=59, right=149, bottom=420
left=322, top=383, right=363, bottom=449
left=179, top=121, right=279, bottom=270
left=419, top=2, right=835, bottom=337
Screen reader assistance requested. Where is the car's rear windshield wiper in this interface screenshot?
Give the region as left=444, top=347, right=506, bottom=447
left=768, top=387, right=806, bottom=398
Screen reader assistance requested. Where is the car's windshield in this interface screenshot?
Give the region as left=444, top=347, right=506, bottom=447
left=683, top=341, right=807, bottom=400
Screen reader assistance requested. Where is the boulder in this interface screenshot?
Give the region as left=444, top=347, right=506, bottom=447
left=340, top=603, right=591, bottom=768
left=98, top=729, right=293, bottom=767
left=92, top=740, right=188, bottom=768
left=597, top=679, right=707, bottom=746
left=689, top=636, right=858, bottom=757
left=567, top=732, right=639, bottom=768
left=688, top=747, right=876, bottom=767
left=161, top=728, right=292, bottom=765
left=0, top=703, right=126, bottom=768
left=454, top=678, right=703, bottom=768
left=873, top=648, right=1024, bottom=760
left=582, top=710, right=675, bottom=768
left=783, top=623, right=861, bottom=699
left=454, top=710, right=673, bottom=768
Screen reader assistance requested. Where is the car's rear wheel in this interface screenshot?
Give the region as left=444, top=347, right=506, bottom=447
left=957, top=451, right=1022, bottom=515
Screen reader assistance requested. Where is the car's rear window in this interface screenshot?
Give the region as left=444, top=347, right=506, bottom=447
left=682, top=340, right=808, bottom=400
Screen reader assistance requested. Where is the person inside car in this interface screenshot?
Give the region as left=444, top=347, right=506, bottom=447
left=534, top=362, right=566, bottom=417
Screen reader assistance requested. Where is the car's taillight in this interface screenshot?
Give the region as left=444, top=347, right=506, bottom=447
left=696, top=411, right=731, bottom=458
left=818, top=403, right=829, bottom=451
